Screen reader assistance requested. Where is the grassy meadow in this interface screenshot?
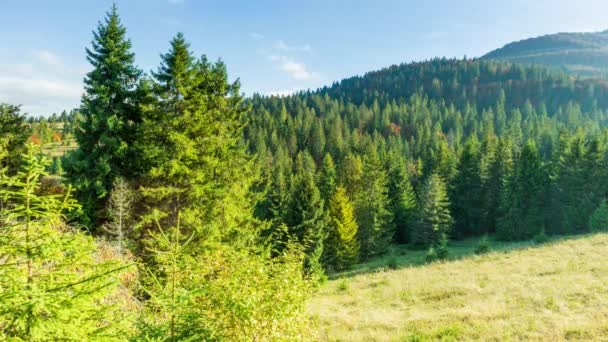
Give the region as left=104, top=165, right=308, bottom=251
left=310, top=234, right=608, bottom=341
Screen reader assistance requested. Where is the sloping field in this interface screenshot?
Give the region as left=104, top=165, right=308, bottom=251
left=310, top=234, right=608, bottom=341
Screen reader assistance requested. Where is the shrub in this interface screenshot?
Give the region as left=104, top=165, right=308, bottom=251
left=425, top=247, right=438, bottom=263
left=589, top=199, right=608, bottom=232
left=337, top=280, right=349, bottom=292
left=138, top=214, right=317, bottom=341
left=475, top=235, right=491, bottom=255
left=386, top=257, right=399, bottom=270
left=533, top=228, right=549, bottom=244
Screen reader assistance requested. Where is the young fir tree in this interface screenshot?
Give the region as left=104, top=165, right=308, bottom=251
left=138, top=33, right=258, bottom=247
left=412, top=173, right=454, bottom=246
left=386, top=153, right=417, bottom=243
left=102, top=177, right=135, bottom=255
left=0, top=145, right=131, bottom=340
left=356, top=146, right=394, bottom=259
left=325, top=186, right=359, bottom=270
left=451, top=136, right=484, bottom=237
left=65, top=5, right=142, bottom=224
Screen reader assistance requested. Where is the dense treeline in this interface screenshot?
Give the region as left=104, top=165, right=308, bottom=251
left=246, top=58, right=608, bottom=270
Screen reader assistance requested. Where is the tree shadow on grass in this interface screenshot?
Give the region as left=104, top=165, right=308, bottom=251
left=327, top=232, right=597, bottom=281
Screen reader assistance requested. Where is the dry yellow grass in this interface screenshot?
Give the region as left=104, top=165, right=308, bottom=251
left=309, top=234, right=608, bottom=341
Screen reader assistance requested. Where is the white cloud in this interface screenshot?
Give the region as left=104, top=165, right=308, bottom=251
left=0, top=50, right=86, bottom=115
left=250, top=32, right=264, bottom=40
left=33, top=50, right=63, bottom=67
left=0, top=75, right=82, bottom=115
left=275, top=40, right=312, bottom=53
left=268, top=55, right=316, bottom=81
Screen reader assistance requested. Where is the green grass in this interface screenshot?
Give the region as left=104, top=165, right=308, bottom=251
left=309, top=233, right=608, bottom=341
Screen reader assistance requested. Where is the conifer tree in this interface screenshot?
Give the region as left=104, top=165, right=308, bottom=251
left=102, top=177, right=135, bottom=255
left=412, top=173, right=453, bottom=246
left=356, top=146, right=394, bottom=258
left=0, top=145, right=131, bottom=340
left=451, top=136, right=483, bottom=237
left=386, top=153, right=417, bottom=243
left=138, top=33, right=258, bottom=246
left=340, top=153, right=363, bottom=196
left=480, top=134, right=506, bottom=233
left=285, top=153, right=327, bottom=279
left=589, top=199, right=608, bottom=232
left=66, top=5, right=142, bottom=224
left=497, top=140, right=545, bottom=240
left=318, top=153, right=337, bottom=202
left=325, top=186, right=359, bottom=270
left=0, top=103, right=29, bottom=174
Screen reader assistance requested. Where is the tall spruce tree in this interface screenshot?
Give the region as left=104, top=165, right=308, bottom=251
left=66, top=5, right=142, bottom=224
left=285, top=153, right=327, bottom=279
left=497, top=140, right=545, bottom=240
left=386, top=152, right=417, bottom=243
left=356, top=146, right=393, bottom=259
left=318, top=153, right=337, bottom=202
left=480, top=134, right=507, bottom=233
left=451, top=136, right=483, bottom=237
left=138, top=33, right=258, bottom=246
left=325, top=186, right=359, bottom=270
left=412, top=173, right=453, bottom=246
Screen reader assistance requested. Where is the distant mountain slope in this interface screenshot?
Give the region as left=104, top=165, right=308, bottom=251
left=483, top=31, right=608, bottom=77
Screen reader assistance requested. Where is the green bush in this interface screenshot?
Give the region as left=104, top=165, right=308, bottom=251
left=533, top=228, right=549, bottom=244
left=138, top=216, right=317, bottom=341
left=425, top=247, right=438, bottom=263
left=589, top=199, right=608, bottom=232
left=386, top=257, right=399, bottom=270
left=475, top=235, right=491, bottom=255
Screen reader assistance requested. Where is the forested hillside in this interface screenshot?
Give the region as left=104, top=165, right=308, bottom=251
left=483, top=30, right=608, bottom=77
left=4, top=4, right=608, bottom=341
left=246, top=58, right=608, bottom=272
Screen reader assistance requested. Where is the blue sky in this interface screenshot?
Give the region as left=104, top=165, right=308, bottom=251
left=2, top=0, right=608, bottom=116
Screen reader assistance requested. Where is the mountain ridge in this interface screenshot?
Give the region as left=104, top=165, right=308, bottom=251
left=482, top=30, right=608, bottom=77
